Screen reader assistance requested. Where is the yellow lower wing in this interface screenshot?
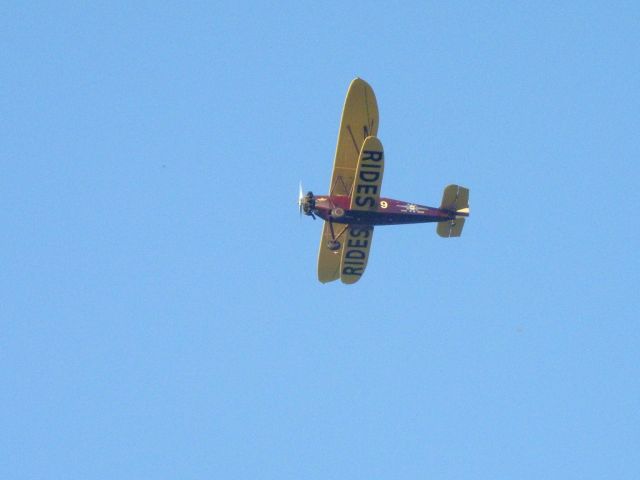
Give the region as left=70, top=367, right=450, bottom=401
left=329, top=78, right=379, bottom=196
left=340, top=225, right=374, bottom=284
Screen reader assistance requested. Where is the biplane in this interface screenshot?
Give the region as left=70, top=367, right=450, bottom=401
left=299, top=78, right=470, bottom=284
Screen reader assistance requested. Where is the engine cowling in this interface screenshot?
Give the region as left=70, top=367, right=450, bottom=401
left=301, top=191, right=316, bottom=215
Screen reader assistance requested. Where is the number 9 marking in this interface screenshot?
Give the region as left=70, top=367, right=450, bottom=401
left=380, top=200, right=388, bottom=209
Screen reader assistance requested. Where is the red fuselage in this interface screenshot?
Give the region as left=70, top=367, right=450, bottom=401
left=311, top=195, right=466, bottom=226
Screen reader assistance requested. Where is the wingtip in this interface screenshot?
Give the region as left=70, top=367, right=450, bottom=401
left=349, top=77, right=372, bottom=92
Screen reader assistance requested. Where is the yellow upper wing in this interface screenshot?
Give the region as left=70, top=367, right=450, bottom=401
left=329, top=78, right=379, bottom=196
left=349, top=136, right=384, bottom=211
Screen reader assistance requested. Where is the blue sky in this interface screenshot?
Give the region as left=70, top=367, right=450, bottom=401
left=2, top=2, right=639, bottom=479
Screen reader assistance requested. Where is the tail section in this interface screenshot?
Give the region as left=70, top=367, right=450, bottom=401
left=437, top=184, right=469, bottom=238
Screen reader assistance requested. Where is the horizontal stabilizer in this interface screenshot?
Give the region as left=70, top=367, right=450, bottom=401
left=437, top=218, right=465, bottom=238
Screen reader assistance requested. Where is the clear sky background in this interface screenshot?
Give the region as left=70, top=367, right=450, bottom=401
left=2, top=2, right=639, bottom=479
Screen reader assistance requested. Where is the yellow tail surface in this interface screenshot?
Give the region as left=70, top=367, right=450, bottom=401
left=437, top=185, right=470, bottom=238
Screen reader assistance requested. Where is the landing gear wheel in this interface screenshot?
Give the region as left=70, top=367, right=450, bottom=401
left=327, top=240, right=341, bottom=251
left=331, top=207, right=345, bottom=218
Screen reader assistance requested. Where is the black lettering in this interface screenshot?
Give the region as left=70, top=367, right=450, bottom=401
left=350, top=227, right=372, bottom=238
left=359, top=171, right=380, bottom=182
left=346, top=250, right=365, bottom=260
left=355, top=196, right=375, bottom=208
left=342, top=266, right=363, bottom=276
left=348, top=238, right=369, bottom=248
left=362, top=150, right=383, bottom=162
left=357, top=184, right=377, bottom=195
left=344, top=259, right=364, bottom=266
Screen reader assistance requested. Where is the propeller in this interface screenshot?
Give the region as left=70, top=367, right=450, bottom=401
left=298, top=181, right=304, bottom=217
left=298, top=182, right=316, bottom=220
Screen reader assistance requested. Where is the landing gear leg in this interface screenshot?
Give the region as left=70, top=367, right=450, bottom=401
left=327, top=220, right=341, bottom=250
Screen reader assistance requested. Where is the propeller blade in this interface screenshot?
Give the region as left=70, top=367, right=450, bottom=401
left=298, top=181, right=304, bottom=216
